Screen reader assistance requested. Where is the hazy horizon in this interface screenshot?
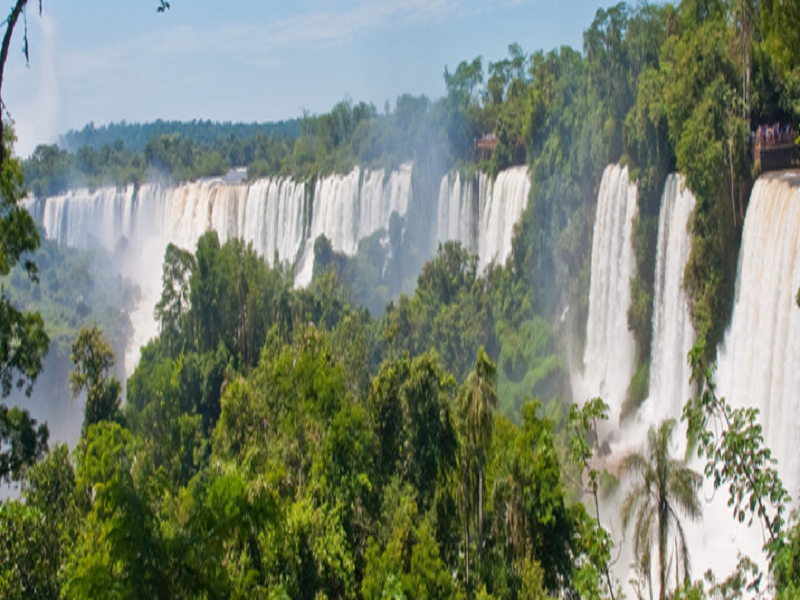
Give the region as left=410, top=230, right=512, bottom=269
left=5, top=0, right=605, bottom=157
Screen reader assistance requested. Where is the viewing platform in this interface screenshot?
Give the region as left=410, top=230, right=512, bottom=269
left=476, top=133, right=497, bottom=161
left=752, top=124, right=799, bottom=172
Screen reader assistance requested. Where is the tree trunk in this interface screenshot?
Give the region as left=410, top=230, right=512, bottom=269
left=464, top=492, right=470, bottom=586
left=591, top=486, right=616, bottom=600
left=730, top=137, right=737, bottom=228
left=659, top=504, right=668, bottom=600
left=478, top=459, right=483, bottom=558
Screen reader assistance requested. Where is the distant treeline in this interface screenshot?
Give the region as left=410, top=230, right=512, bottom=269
left=25, top=64, right=537, bottom=198
left=60, top=119, right=300, bottom=154
left=24, top=95, right=451, bottom=196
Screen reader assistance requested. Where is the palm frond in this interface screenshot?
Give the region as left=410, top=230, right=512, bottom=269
left=620, top=451, right=649, bottom=478
left=670, top=505, right=692, bottom=585
left=621, top=480, right=647, bottom=530
left=633, top=500, right=656, bottom=564
left=667, top=464, right=702, bottom=521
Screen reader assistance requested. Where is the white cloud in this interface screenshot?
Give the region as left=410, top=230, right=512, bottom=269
left=60, top=0, right=477, bottom=82
left=220, top=0, right=475, bottom=55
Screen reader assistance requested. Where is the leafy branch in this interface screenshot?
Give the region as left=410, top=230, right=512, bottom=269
left=569, top=397, right=620, bottom=600
left=683, top=342, right=789, bottom=568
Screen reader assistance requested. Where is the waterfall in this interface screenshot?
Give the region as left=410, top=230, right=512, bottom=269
left=36, top=164, right=413, bottom=372
left=644, top=174, right=696, bottom=422
left=596, top=171, right=766, bottom=595
left=717, top=172, right=800, bottom=490
left=640, top=173, right=800, bottom=589
left=436, top=171, right=477, bottom=253
left=577, top=164, right=638, bottom=420
left=293, top=163, right=412, bottom=286
left=616, top=173, right=799, bottom=590
left=435, top=165, right=529, bottom=269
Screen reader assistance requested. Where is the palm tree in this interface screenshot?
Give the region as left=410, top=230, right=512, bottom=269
left=457, top=346, right=498, bottom=561
left=620, top=418, right=702, bottom=600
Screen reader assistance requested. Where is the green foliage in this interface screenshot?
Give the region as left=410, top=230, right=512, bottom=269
left=684, top=344, right=790, bottom=566
left=3, top=235, right=136, bottom=360
left=0, top=126, right=51, bottom=485
left=70, top=324, right=123, bottom=434
left=760, top=0, right=800, bottom=75
left=154, top=242, right=195, bottom=354
left=0, top=403, right=47, bottom=483
left=0, top=500, right=59, bottom=599
left=774, top=516, right=800, bottom=597
left=17, top=443, right=78, bottom=599
left=364, top=520, right=463, bottom=600
left=670, top=556, right=763, bottom=599
left=63, top=422, right=173, bottom=599
left=622, top=358, right=650, bottom=420
left=656, top=1, right=744, bottom=360
left=457, top=346, right=497, bottom=565
left=495, top=314, right=568, bottom=416
left=1, top=127, right=48, bottom=398
left=381, top=241, right=498, bottom=385
left=486, top=402, right=580, bottom=594
left=567, top=398, right=620, bottom=600
left=28, top=92, right=444, bottom=192
left=126, top=353, right=206, bottom=487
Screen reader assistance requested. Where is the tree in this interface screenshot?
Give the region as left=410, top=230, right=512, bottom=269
left=69, top=325, right=123, bottom=434
left=568, top=397, right=619, bottom=600
left=0, top=403, right=47, bottom=484
left=0, top=500, right=58, bottom=599
left=457, top=345, right=497, bottom=572
left=0, top=127, right=48, bottom=398
left=188, top=231, right=224, bottom=353
left=63, top=422, right=172, bottom=600
left=16, top=443, right=79, bottom=600
left=154, top=242, right=196, bottom=353
left=401, top=352, right=459, bottom=511
left=620, top=419, right=702, bottom=600
left=489, top=401, right=578, bottom=594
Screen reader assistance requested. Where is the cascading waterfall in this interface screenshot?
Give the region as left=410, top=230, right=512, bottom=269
left=643, top=174, right=697, bottom=422
left=42, top=178, right=309, bottom=267
left=717, top=172, right=800, bottom=491
left=686, top=171, right=800, bottom=584
left=37, top=164, right=413, bottom=373
left=613, top=173, right=796, bottom=590
left=577, top=164, right=638, bottom=421
left=578, top=169, right=765, bottom=595
left=435, top=165, right=529, bottom=269
left=436, top=171, right=478, bottom=252
left=294, top=163, right=412, bottom=285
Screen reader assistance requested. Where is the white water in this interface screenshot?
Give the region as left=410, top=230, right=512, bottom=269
left=718, top=172, right=800, bottom=492
left=295, top=164, right=412, bottom=284
left=709, top=172, right=800, bottom=583
left=575, top=164, right=638, bottom=422
left=38, top=165, right=412, bottom=374
left=641, top=173, right=800, bottom=591
left=435, top=165, right=530, bottom=269
left=608, top=173, right=800, bottom=594
left=642, top=174, right=697, bottom=423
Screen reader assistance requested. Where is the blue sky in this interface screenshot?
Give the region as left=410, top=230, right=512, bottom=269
left=6, top=0, right=607, bottom=156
